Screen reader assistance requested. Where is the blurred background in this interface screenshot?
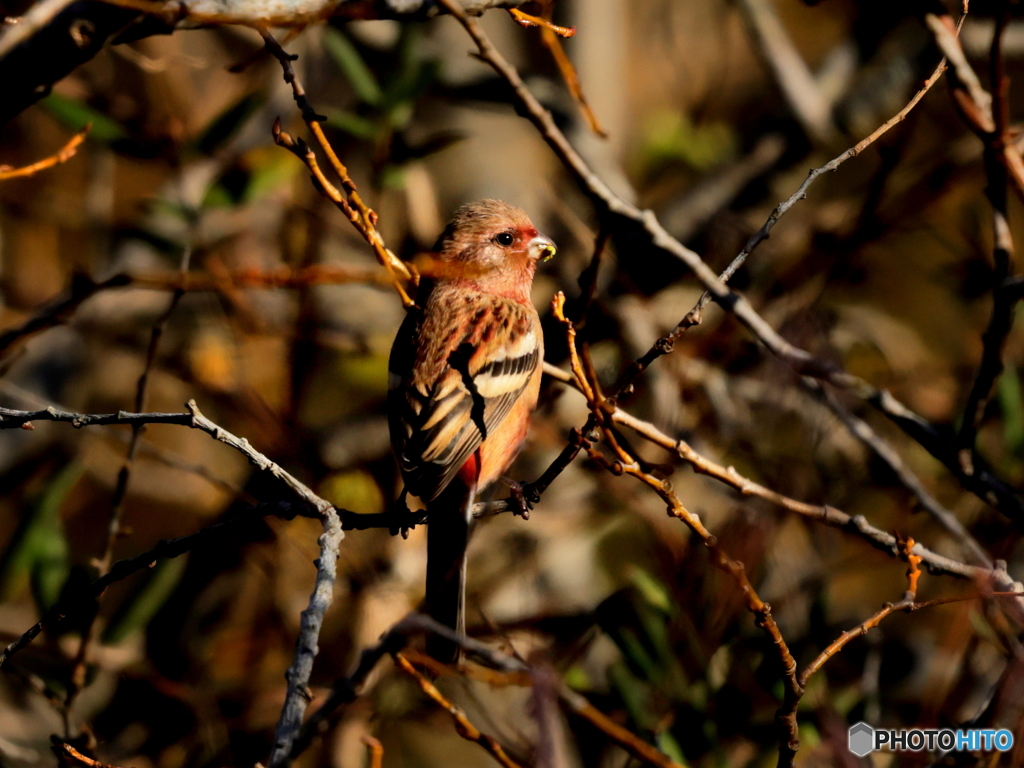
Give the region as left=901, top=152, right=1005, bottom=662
left=0, top=0, right=1023, bottom=766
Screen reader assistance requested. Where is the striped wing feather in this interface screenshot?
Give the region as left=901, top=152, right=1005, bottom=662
left=389, top=294, right=539, bottom=502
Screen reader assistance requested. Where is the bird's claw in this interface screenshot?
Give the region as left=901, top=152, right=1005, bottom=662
left=504, top=478, right=533, bottom=520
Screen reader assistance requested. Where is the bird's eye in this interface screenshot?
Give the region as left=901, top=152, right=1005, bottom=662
left=495, top=232, right=515, bottom=246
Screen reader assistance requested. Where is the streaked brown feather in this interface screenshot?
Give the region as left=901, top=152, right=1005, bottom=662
left=388, top=283, right=541, bottom=502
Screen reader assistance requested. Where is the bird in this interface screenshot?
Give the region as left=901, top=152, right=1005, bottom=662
left=388, top=199, right=555, bottom=662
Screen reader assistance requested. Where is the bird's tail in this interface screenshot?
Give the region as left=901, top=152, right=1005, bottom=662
left=424, top=474, right=475, bottom=663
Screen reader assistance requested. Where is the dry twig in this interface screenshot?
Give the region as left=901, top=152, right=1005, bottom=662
left=0, top=126, right=89, bottom=181
left=394, top=652, right=524, bottom=768
left=931, top=9, right=1022, bottom=475
left=0, top=273, right=131, bottom=361
left=508, top=7, right=573, bottom=37
left=261, top=31, right=414, bottom=307
left=401, top=649, right=686, bottom=768
left=128, top=264, right=393, bottom=292
left=293, top=613, right=686, bottom=768
left=361, top=736, right=384, bottom=768
left=436, top=0, right=1024, bottom=529
left=55, top=743, right=126, bottom=768
left=734, top=0, right=836, bottom=144
left=551, top=292, right=802, bottom=762
left=807, top=381, right=991, bottom=567
left=0, top=398, right=343, bottom=768
left=64, top=246, right=194, bottom=727
left=509, top=4, right=606, bottom=138
left=0, top=502, right=310, bottom=670
left=772, top=536, right=925, bottom=766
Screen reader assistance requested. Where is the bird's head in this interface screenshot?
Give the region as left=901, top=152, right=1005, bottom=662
left=420, top=199, right=555, bottom=299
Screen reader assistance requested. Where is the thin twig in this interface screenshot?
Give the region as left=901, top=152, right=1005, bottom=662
left=531, top=9, right=607, bottom=138
left=262, top=31, right=415, bottom=307
left=926, top=12, right=1024, bottom=197
left=551, top=292, right=801, bottom=762
left=361, top=736, right=383, bottom=768
left=295, top=612, right=689, bottom=767
left=0, top=262, right=391, bottom=371
left=619, top=28, right=958, bottom=397
left=954, top=7, right=1018, bottom=468
left=0, top=502, right=310, bottom=670
left=508, top=7, right=574, bottom=37
left=541, top=26, right=605, bottom=137
left=101, top=245, right=193, bottom=574
left=0, top=397, right=345, bottom=742
left=734, top=0, right=836, bottom=144
left=0, top=273, right=132, bottom=361
left=64, top=245, right=193, bottom=727
left=774, top=536, right=925, bottom=767
left=395, top=653, right=525, bottom=768
left=403, top=649, right=685, bottom=768
left=291, top=614, right=524, bottom=759
left=0, top=401, right=330, bottom=511
left=608, top=401, right=1020, bottom=594
left=807, top=381, right=991, bottom=567
left=55, top=743, right=125, bottom=768
left=436, top=0, right=1024, bottom=528
left=0, top=126, right=89, bottom=181
left=558, top=686, right=685, bottom=768
left=128, top=264, right=394, bottom=292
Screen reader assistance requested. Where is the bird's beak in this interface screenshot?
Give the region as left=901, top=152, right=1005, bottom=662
left=528, top=233, right=557, bottom=262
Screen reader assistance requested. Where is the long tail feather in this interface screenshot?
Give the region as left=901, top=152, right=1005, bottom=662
left=425, top=476, right=475, bottom=663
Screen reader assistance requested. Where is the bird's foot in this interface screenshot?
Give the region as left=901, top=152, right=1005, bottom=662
left=503, top=478, right=533, bottom=520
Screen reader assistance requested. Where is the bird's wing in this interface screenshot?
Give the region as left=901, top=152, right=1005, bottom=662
left=388, top=292, right=539, bottom=502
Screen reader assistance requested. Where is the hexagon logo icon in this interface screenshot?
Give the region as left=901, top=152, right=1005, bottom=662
left=849, top=722, right=875, bottom=757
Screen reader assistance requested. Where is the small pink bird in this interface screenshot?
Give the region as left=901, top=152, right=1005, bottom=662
left=388, top=199, right=555, bottom=661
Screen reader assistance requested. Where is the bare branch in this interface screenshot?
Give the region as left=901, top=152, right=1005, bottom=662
left=64, top=244, right=193, bottom=730
left=262, top=31, right=415, bottom=308
left=0, top=502, right=309, bottom=670
left=0, top=273, right=131, bottom=362
left=807, top=381, right=991, bottom=568
left=55, top=743, right=126, bottom=768
left=735, top=0, right=837, bottom=144
left=268, top=508, right=343, bottom=768
left=0, top=397, right=344, bottom=766
left=0, top=126, right=89, bottom=181
left=946, top=8, right=1020, bottom=470
left=551, top=292, right=801, bottom=763
left=395, top=653, right=525, bottom=768
left=361, top=736, right=383, bottom=768
left=435, top=0, right=1024, bottom=528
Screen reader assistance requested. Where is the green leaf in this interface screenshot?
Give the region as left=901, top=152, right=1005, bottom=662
left=379, top=165, right=405, bottom=190
left=639, top=109, right=737, bottom=173
left=325, top=109, right=381, bottom=141
left=196, top=93, right=265, bottom=155
left=201, top=182, right=235, bottom=210
left=324, top=28, right=384, bottom=107
left=319, top=469, right=384, bottom=515
left=243, top=148, right=301, bottom=203
left=383, top=60, right=438, bottom=116
left=563, top=665, right=591, bottom=691
left=101, top=555, right=188, bottom=645
left=656, top=731, right=685, bottom=765
left=608, top=660, right=659, bottom=731
left=41, top=94, right=126, bottom=143
left=0, top=463, right=81, bottom=611
left=999, top=364, right=1024, bottom=454
left=628, top=566, right=673, bottom=614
